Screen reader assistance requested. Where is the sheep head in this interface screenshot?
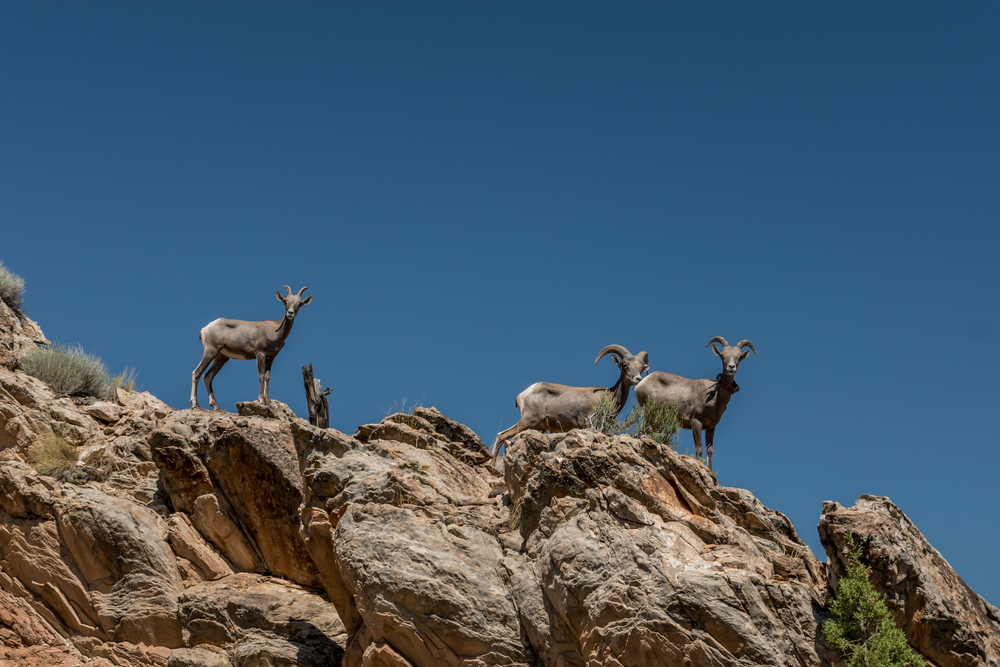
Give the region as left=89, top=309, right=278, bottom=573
left=595, top=344, right=650, bottom=387
left=276, top=285, right=313, bottom=323
left=706, top=337, right=756, bottom=379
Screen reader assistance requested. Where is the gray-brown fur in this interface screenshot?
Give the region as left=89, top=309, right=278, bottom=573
left=490, top=344, right=649, bottom=463
left=634, top=336, right=756, bottom=471
left=190, top=286, right=313, bottom=410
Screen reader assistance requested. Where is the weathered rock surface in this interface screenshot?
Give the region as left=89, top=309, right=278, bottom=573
left=150, top=403, right=322, bottom=588
left=819, top=495, right=1000, bottom=667
left=178, top=572, right=347, bottom=666
left=0, top=298, right=48, bottom=372
left=2, top=303, right=997, bottom=667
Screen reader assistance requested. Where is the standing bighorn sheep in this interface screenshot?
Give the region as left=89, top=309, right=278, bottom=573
left=635, top=336, right=755, bottom=471
left=190, top=286, right=313, bottom=410
left=491, top=344, right=649, bottom=463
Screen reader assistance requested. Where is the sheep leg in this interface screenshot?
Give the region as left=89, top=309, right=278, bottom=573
left=690, top=419, right=703, bottom=462
left=262, top=356, right=275, bottom=405
left=191, top=347, right=218, bottom=408
left=203, top=353, right=229, bottom=412
left=491, top=420, right=530, bottom=463
left=705, top=427, right=716, bottom=471
left=256, top=353, right=269, bottom=405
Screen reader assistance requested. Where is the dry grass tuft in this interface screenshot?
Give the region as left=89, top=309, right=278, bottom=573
left=0, top=262, right=25, bottom=312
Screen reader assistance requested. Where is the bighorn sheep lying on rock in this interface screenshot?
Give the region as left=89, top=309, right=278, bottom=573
left=491, top=345, right=649, bottom=463
left=191, top=286, right=312, bottom=410
left=635, top=337, right=756, bottom=471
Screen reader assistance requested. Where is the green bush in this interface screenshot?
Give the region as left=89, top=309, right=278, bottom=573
left=19, top=343, right=112, bottom=399
left=0, top=261, right=25, bottom=312
left=823, top=536, right=924, bottom=667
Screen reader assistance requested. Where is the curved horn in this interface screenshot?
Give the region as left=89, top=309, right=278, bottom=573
left=296, top=286, right=309, bottom=297
left=281, top=285, right=292, bottom=297
left=706, top=336, right=730, bottom=349
left=736, top=340, right=757, bottom=355
left=595, top=344, right=631, bottom=365
left=638, top=351, right=648, bottom=365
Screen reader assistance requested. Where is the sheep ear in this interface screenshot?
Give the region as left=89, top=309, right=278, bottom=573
left=276, top=292, right=286, bottom=303
left=739, top=349, right=751, bottom=361
left=709, top=344, right=723, bottom=359
left=643, top=364, right=650, bottom=374
left=301, top=296, right=313, bottom=306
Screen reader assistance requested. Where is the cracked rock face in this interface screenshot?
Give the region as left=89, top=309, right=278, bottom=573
left=819, top=495, right=1000, bottom=667
left=294, top=415, right=841, bottom=667
left=2, top=292, right=996, bottom=667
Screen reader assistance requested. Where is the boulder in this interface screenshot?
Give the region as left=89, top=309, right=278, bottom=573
left=0, top=298, right=49, bottom=371
left=177, top=573, right=347, bottom=666
left=819, top=495, right=1000, bottom=667
left=0, top=462, right=183, bottom=648
left=150, top=408, right=322, bottom=587
left=84, top=401, right=125, bottom=423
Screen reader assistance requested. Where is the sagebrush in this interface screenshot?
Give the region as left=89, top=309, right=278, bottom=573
left=0, top=261, right=25, bottom=312
left=589, top=394, right=680, bottom=447
left=823, top=535, right=924, bottom=667
left=30, top=434, right=88, bottom=484
left=19, top=343, right=112, bottom=399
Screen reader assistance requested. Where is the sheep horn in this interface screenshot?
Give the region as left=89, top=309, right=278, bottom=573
left=281, top=286, right=292, bottom=297
left=595, top=344, right=631, bottom=365
left=736, top=340, right=757, bottom=355
left=296, top=286, right=309, bottom=297
left=706, top=336, right=730, bottom=349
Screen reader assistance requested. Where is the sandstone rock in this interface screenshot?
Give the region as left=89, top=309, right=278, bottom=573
left=236, top=399, right=296, bottom=421
left=502, top=429, right=831, bottom=667
left=335, top=503, right=534, bottom=666
left=292, top=414, right=506, bottom=643
left=819, top=495, right=1000, bottom=667
left=151, top=409, right=322, bottom=587
left=0, top=462, right=183, bottom=648
left=84, top=401, right=125, bottom=423
left=0, top=298, right=49, bottom=371
left=165, top=514, right=234, bottom=582
left=178, top=573, right=346, bottom=666
left=167, top=647, right=232, bottom=667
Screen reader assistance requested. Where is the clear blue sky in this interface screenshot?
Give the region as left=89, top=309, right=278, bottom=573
left=3, top=3, right=998, bottom=603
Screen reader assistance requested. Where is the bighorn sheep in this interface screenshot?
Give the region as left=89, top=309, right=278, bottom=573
left=491, top=345, right=649, bottom=463
left=190, top=286, right=313, bottom=410
left=635, top=337, right=755, bottom=471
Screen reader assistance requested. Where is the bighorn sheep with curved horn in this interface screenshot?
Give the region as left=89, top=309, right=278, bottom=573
left=635, top=337, right=756, bottom=471
left=491, top=344, right=649, bottom=463
left=191, top=286, right=313, bottom=410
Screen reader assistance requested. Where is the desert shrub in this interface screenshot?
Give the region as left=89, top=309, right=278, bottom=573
left=107, top=366, right=139, bottom=395
left=633, top=400, right=680, bottom=446
left=0, top=262, right=25, bottom=312
left=30, top=434, right=88, bottom=484
left=589, top=396, right=680, bottom=447
left=589, top=392, right=624, bottom=434
left=19, top=343, right=112, bottom=399
left=823, top=536, right=924, bottom=667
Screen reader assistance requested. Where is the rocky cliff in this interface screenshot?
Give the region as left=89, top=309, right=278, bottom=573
left=1, top=298, right=997, bottom=667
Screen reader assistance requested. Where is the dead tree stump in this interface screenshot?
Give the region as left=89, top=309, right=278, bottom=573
left=301, top=363, right=332, bottom=429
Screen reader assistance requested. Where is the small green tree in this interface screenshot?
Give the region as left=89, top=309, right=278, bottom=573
left=823, top=536, right=924, bottom=667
